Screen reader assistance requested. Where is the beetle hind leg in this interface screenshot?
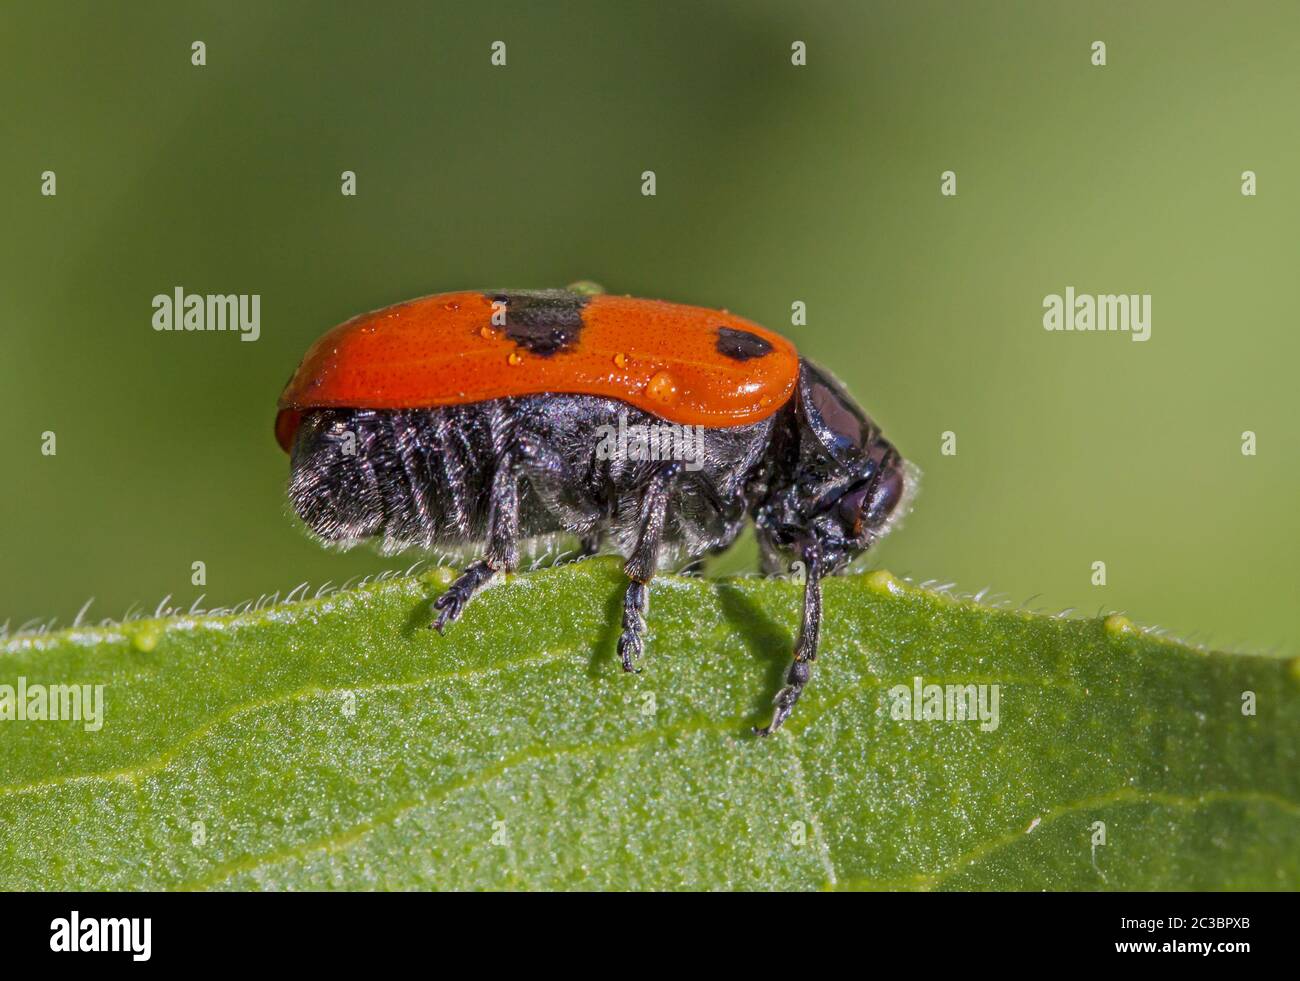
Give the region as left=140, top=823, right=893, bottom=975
left=432, top=559, right=497, bottom=633
left=616, top=464, right=679, bottom=673
left=431, top=430, right=602, bottom=632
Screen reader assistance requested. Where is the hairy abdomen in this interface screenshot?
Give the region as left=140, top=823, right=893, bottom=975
left=286, top=397, right=776, bottom=567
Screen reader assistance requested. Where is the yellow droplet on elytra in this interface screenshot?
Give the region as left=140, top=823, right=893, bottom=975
left=613, top=352, right=627, bottom=369
left=646, top=370, right=677, bottom=403
left=479, top=325, right=495, bottom=339
left=1103, top=613, right=1136, bottom=637
left=508, top=351, right=524, bottom=366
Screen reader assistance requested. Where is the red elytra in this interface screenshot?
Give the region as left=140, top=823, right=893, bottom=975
left=275, top=291, right=799, bottom=452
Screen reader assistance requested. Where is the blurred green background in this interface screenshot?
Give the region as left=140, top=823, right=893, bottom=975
left=2, top=1, right=1296, bottom=651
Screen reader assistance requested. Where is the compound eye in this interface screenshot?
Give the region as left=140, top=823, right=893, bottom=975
left=866, top=467, right=904, bottom=526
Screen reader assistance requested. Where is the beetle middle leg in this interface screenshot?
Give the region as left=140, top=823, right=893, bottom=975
left=617, top=463, right=681, bottom=673
left=432, top=452, right=521, bottom=632
left=432, top=433, right=599, bottom=631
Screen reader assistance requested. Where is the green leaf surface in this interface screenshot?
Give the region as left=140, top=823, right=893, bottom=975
left=1, top=559, right=1295, bottom=890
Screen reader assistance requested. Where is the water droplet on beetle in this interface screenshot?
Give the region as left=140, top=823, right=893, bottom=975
left=508, top=351, right=524, bottom=366
left=646, top=370, right=677, bottom=403
left=613, top=352, right=627, bottom=369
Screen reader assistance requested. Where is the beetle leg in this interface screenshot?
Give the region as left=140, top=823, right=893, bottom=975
left=430, top=559, right=495, bottom=631
left=756, top=545, right=823, bottom=736
left=617, top=463, right=680, bottom=672
left=432, top=453, right=520, bottom=633
left=511, top=432, right=607, bottom=561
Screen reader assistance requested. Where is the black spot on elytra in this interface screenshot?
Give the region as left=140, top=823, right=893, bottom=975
left=716, top=326, right=773, bottom=361
left=486, top=289, right=589, bottom=356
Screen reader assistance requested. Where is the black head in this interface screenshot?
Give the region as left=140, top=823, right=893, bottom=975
left=756, top=360, right=916, bottom=574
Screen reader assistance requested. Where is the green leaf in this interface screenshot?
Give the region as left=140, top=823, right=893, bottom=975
left=0, top=559, right=1295, bottom=890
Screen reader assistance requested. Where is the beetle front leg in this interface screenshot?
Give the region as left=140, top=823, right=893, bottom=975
left=756, top=546, right=823, bottom=736
left=432, top=454, right=520, bottom=633
left=617, top=464, right=679, bottom=672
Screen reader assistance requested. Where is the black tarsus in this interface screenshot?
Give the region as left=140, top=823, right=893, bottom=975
left=616, top=463, right=680, bottom=672
left=432, top=559, right=497, bottom=633
left=618, top=581, right=648, bottom=673
left=755, top=544, right=823, bottom=736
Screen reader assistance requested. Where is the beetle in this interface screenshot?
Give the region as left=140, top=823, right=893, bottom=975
left=275, top=285, right=916, bottom=734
